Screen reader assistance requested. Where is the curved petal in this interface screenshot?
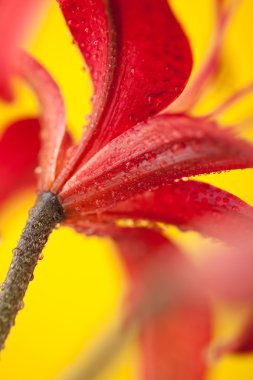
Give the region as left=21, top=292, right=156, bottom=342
left=0, top=118, right=40, bottom=204
left=113, top=228, right=212, bottom=380
left=61, top=224, right=211, bottom=380
left=17, top=52, right=67, bottom=192
left=90, top=180, right=253, bottom=245
left=59, top=0, right=192, bottom=141
left=0, top=0, right=42, bottom=100
left=168, top=0, right=240, bottom=113
left=60, top=114, right=253, bottom=215
left=54, top=0, right=192, bottom=192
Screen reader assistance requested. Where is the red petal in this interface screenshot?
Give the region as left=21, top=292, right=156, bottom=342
left=113, top=228, right=211, bottom=380
left=0, top=0, right=42, bottom=100
left=60, top=114, right=253, bottom=214
left=168, top=0, right=239, bottom=112
left=17, top=52, right=67, bottom=192
left=140, top=301, right=211, bottom=380
left=0, top=118, right=40, bottom=204
left=54, top=0, right=192, bottom=191
left=110, top=227, right=180, bottom=281
left=59, top=0, right=192, bottom=140
left=94, top=180, right=253, bottom=245
left=202, top=246, right=253, bottom=303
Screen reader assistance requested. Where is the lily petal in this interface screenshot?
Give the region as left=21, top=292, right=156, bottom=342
left=59, top=0, right=192, bottom=141
left=0, top=0, right=42, bottom=100
left=60, top=114, right=253, bottom=214
left=54, top=0, right=192, bottom=191
left=140, top=301, right=211, bottom=380
left=0, top=118, right=40, bottom=204
left=114, top=228, right=211, bottom=380
left=17, top=52, right=67, bottom=192
left=90, top=180, right=253, bottom=245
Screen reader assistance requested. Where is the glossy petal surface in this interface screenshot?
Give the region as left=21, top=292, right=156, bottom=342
left=0, top=119, right=40, bottom=204
left=60, top=114, right=253, bottom=214
left=97, top=180, right=253, bottom=244
left=56, top=0, right=192, bottom=186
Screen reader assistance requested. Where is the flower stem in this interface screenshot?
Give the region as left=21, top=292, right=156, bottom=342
left=0, top=192, right=64, bottom=350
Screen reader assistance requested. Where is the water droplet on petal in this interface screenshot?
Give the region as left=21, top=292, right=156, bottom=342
left=35, top=166, right=42, bottom=174
left=171, top=142, right=185, bottom=153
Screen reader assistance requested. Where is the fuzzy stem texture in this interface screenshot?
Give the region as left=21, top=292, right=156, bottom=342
left=0, top=192, right=64, bottom=350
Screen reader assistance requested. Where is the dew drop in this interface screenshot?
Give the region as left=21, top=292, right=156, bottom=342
left=171, top=142, right=185, bottom=153
left=55, top=223, right=61, bottom=230
left=191, top=140, right=201, bottom=153
left=178, top=225, right=187, bottom=232
left=18, top=301, right=24, bottom=311
left=34, top=166, right=42, bottom=174
left=212, top=210, right=221, bottom=217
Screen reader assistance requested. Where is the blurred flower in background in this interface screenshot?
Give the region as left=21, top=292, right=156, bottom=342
left=0, top=0, right=253, bottom=380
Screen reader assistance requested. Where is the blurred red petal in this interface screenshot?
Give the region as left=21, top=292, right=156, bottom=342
left=110, top=227, right=180, bottom=280
left=17, top=52, right=67, bottom=192
left=169, top=0, right=240, bottom=112
left=114, top=228, right=211, bottom=380
left=0, top=118, right=40, bottom=204
left=140, top=301, right=211, bottom=380
left=0, top=0, right=42, bottom=100
left=60, top=114, right=253, bottom=214
left=54, top=0, right=192, bottom=191
left=202, top=247, right=253, bottom=303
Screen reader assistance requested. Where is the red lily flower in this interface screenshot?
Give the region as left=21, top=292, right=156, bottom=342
left=1, top=0, right=253, bottom=379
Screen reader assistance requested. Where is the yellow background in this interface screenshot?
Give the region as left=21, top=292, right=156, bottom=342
left=0, top=0, right=253, bottom=379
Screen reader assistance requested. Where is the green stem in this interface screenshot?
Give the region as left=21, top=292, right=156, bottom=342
left=0, top=192, right=64, bottom=350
